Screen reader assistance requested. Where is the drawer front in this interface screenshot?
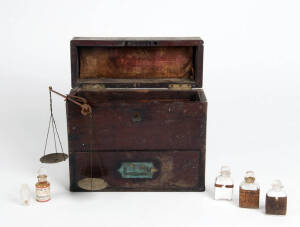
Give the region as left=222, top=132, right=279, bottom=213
left=69, top=150, right=205, bottom=191
left=67, top=101, right=207, bottom=151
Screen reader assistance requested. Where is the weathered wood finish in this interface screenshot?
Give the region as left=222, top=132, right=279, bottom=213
left=265, top=195, right=287, bottom=215
left=67, top=37, right=207, bottom=192
left=67, top=90, right=206, bottom=151
left=71, top=37, right=204, bottom=88
left=70, top=151, right=205, bottom=192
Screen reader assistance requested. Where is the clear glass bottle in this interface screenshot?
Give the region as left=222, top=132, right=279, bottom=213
left=20, top=184, right=31, bottom=205
left=35, top=167, right=51, bottom=202
left=239, top=171, right=260, bottom=208
left=214, top=166, right=234, bottom=200
left=266, top=180, right=287, bottom=215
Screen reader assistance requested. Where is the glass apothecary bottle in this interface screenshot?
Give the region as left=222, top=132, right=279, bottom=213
left=266, top=180, right=287, bottom=215
left=20, top=184, right=31, bottom=205
left=214, top=166, right=234, bottom=200
left=35, top=167, right=51, bottom=202
left=239, top=171, right=259, bottom=208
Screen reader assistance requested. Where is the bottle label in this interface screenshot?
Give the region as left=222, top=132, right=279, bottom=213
left=36, top=186, right=50, bottom=202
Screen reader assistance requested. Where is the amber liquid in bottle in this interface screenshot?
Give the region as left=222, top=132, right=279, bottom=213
left=239, top=171, right=260, bottom=208
left=35, top=174, right=51, bottom=202
left=265, top=180, right=287, bottom=215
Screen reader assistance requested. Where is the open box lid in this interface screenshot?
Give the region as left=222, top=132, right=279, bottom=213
left=71, top=37, right=204, bottom=89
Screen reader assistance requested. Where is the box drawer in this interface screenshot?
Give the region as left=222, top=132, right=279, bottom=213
left=70, top=150, right=205, bottom=191
left=67, top=90, right=207, bottom=151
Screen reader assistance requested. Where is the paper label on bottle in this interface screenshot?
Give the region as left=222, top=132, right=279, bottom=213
left=36, top=187, right=50, bottom=202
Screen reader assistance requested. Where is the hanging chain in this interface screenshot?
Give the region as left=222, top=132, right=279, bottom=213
left=43, top=86, right=92, bottom=159
left=52, top=116, right=65, bottom=156
left=43, top=117, right=51, bottom=156
left=89, top=113, right=94, bottom=191
left=43, top=88, right=65, bottom=157
left=49, top=88, right=53, bottom=116
left=88, top=109, right=106, bottom=191
left=50, top=89, right=58, bottom=154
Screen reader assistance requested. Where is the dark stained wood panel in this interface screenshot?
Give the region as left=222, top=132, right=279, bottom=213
left=70, top=151, right=205, bottom=191
left=67, top=90, right=207, bottom=151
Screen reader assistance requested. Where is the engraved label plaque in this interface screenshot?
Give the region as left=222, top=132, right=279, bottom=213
left=118, top=162, right=158, bottom=179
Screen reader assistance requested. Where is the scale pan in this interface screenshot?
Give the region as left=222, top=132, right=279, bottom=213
left=40, top=153, right=68, bottom=164
left=77, top=178, right=108, bottom=191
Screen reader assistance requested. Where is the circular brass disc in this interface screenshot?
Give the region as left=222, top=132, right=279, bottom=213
left=77, top=178, right=108, bottom=191
left=40, top=153, right=68, bottom=164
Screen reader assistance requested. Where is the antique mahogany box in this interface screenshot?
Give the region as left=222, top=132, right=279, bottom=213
left=67, top=37, right=207, bottom=191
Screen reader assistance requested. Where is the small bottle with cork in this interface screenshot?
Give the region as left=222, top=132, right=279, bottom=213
left=265, top=180, right=287, bottom=215
left=239, top=171, right=260, bottom=208
left=214, top=166, right=234, bottom=200
left=35, top=167, right=51, bottom=202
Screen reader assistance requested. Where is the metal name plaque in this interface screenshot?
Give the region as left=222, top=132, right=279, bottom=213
left=118, top=162, right=157, bottom=179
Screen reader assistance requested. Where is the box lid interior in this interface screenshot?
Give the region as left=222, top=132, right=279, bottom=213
left=71, top=37, right=203, bottom=89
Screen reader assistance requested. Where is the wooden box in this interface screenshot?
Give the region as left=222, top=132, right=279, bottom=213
left=66, top=37, right=207, bottom=191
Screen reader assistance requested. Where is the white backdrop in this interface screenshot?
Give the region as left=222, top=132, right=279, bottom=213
left=0, top=0, right=299, bottom=226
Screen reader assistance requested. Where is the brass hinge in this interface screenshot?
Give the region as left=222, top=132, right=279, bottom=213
left=81, top=84, right=106, bottom=90
left=168, top=84, right=192, bottom=90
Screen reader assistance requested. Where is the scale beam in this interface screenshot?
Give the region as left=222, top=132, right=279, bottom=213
left=49, top=86, right=92, bottom=116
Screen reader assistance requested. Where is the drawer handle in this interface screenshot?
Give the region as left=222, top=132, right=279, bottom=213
left=132, top=112, right=142, bottom=122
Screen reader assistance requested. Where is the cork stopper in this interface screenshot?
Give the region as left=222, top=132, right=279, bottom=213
left=220, top=166, right=231, bottom=177
left=244, top=171, right=255, bottom=183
